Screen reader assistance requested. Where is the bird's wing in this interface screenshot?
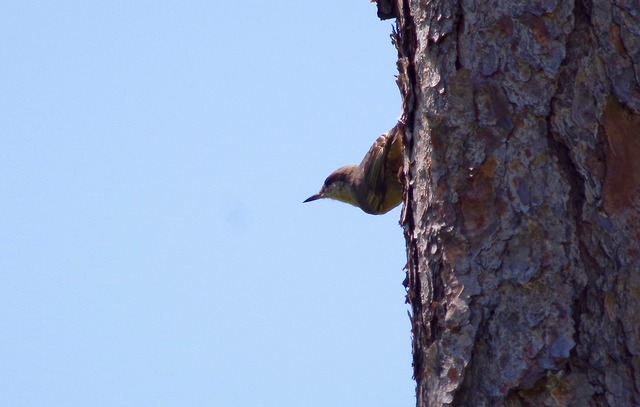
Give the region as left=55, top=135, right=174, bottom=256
left=360, top=128, right=397, bottom=212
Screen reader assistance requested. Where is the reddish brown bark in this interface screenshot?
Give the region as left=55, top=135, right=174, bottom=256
left=388, top=0, right=640, bottom=405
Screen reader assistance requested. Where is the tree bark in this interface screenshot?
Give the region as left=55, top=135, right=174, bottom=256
left=389, top=0, right=640, bottom=405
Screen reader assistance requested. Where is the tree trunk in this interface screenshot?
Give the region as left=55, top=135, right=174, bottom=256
left=387, top=0, right=640, bottom=405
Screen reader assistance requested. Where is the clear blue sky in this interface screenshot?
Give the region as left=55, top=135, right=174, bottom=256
left=1, top=1, right=413, bottom=406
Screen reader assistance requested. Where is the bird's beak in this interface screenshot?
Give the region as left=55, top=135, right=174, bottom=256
left=303, top=193, right=322, bottom=203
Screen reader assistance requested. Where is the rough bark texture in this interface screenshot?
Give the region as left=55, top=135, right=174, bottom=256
left=389, top=0, right=640, bottom=405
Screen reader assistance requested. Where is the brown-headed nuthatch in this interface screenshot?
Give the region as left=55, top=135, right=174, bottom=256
left=304, top=123, right=404, bottom=215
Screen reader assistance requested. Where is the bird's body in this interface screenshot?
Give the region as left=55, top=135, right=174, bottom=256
left=304, top=123, right=404, bottom=215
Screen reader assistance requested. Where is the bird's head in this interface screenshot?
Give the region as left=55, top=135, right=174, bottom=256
left=304, top=165, right=360, bottom=208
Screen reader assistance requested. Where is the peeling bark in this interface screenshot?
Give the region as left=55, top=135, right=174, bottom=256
left=388, top=0, right=640, bottom=405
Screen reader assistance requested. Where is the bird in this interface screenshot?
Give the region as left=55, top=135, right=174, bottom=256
left=304, top=122, right=404, bottom=215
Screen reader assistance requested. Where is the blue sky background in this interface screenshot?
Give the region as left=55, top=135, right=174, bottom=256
left=1, top=1, right=413, bottom=406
